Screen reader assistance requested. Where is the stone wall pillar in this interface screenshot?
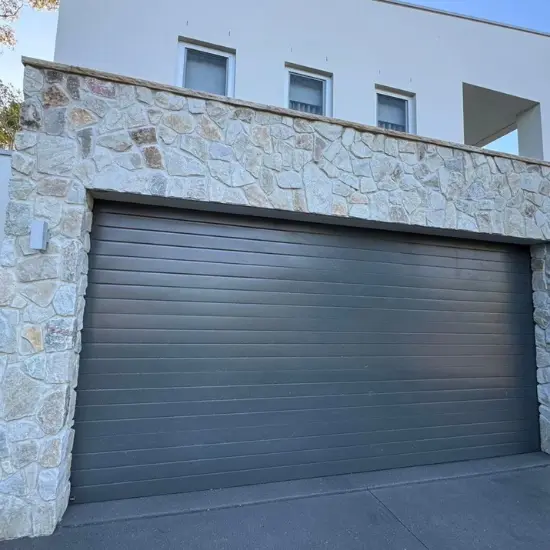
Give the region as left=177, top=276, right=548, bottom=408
left=532, top=244, right=550, bottom=452
left=0, top=67, right=93, bottom=540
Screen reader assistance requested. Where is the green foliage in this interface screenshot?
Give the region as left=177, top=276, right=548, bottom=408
left=0, top=0, right=58, bottom=146
left=0, top=81, right=21, bottom=149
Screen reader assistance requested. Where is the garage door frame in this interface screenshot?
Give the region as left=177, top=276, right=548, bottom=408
left=70, top=199, right=540, bottom=503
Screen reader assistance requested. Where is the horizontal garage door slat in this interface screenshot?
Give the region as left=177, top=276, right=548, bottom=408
left=92, top=211, right=529, bottom=267
left=89, top=255, right=527, bottom=291
left=85, top=289, right=531, bottom=314
left=74, top=443, right=531, bottom=503
left=80, top=343, right=528, bottom=359
left=75, top=390, right=535, bottom=422
left=75, top=424, right=538, bottom=471
left=73, top=432, right=531, bottom=486
left=88, top=270, right=531, bottom=304
left=84, top=303, right=530, bottom=325
left=82, top=329, right=532, bottom=346
left=71, top=202, right=538, bottom=503
left=82, top=315, right=528, bottom=336
left=74, top=418, right=534, bottom=455
left=90, top=238, right=530, bottom=279
left=75, top=401, right=535, bottom=440
left=76, top=378, right=534, bottom=405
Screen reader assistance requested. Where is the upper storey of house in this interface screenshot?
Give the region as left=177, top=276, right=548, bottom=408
left=54, top=0, right=550, bottom=160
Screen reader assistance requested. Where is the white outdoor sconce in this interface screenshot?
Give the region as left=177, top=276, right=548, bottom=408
left=29, top=220, right=49, bottom=251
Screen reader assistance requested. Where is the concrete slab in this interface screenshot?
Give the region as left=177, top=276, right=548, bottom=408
left=2, top=492, right=426, bottom=550
left=372, top=466, right=550, bottom=550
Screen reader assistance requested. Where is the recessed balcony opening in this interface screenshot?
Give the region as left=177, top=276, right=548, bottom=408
left=463, top=83, right=543, bottom=160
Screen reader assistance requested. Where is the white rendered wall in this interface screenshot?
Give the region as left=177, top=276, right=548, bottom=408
left=54, top=0, right=550, bottom=158
left=0, top=150, right=11, bottom=244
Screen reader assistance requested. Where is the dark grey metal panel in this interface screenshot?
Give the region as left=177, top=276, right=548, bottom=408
left=71, top=201, right=539, bottom=503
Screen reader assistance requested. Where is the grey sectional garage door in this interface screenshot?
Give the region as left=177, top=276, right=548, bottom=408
left=72, top=201, right=539, bottom=503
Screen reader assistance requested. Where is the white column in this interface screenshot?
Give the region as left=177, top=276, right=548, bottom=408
left=517, top=104, right=544, bottom=160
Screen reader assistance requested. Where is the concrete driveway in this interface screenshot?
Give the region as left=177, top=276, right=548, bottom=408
left=4, top=453, right=550, bottom=550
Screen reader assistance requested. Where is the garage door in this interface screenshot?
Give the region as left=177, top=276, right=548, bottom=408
left=72, top=201, right=539, bottom=503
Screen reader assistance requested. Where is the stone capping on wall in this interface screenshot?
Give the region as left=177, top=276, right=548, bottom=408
left=22, top=56, right=550, bottom=170
left=375, top=0, right=550, bottom=39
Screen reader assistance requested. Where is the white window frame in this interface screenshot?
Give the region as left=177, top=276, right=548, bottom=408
left=285, top=66, right=333, bottom=117
left=177, top=41, right=236, bottom=97
left=375, top=88, right=416, bottom=134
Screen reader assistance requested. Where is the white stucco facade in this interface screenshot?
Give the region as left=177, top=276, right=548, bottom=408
left=54, top=0, right=550, bottom=159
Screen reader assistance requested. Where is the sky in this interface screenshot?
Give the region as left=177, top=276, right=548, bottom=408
left=1, top=0, right=549, bottom=154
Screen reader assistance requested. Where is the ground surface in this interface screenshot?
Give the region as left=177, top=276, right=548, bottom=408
left=4, top=454, right=550, bottom=549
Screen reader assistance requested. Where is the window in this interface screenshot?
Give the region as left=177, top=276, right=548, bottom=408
left=286, top=67, right=332, bottom=116
left=178, top=42, right=235, bottom=97
left=376, top=89, right=415, bottom=133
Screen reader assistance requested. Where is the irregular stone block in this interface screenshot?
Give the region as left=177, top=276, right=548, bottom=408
left=0, top=311, right=17, bottom=353
left=165, top=150, right=206, bottom=177
left=35, top=197, right=63, bottom=226
left=44, top=318, right=76, bottom=352
left=163, top=112, right=195, bottom=134
left=87, top=77, right=116, bottom=98
left=209, top=142, right=233, bottom=161
left=3, top=366, right=45, bottom=420
left=0, top=270, right=16, bottom=306
left=158, top=125, right=177, bottom=145
left=198, top=115, right=223, bottom=141
left=277, top=170, right=302, bottom=189
left=0, top=495, right=31, bottom=540
left=45, top=351, right=75, bottom=384
left=231, top=167, right=255, bottom=187
left=130, top=127, right=157, bottom=145
left=40, top=431, right=72, bottom=468
left=11, top=153, right=35, bottom=176
left=143, top=146, right=164, bottom=169
left=52, top=283, right=77, bottom=316
left=304, top=163, right=332, bottom=214
left=136, top=86, right=154, bottom=105
left=38, top=467, right=65, bottom=501
left=166, top=177, right=209, bottom=201
left=36, top=177, right=70, bottom=197
left=188, top=98, right=206, bottom=114
left=44, top=108, right=67, bottom=136
left=124, top=104, right=148, bottom=128
left=43, top=85, right=69, bottom=108
left=24, top=66, right=44, bottom=93
left=20, top=100, right=42, bottom=130
left=22, top=354, right=46, bottom=380
left=12, top=440, right=39, bottom=469
left=97, top=131, right=132, bottom=152
left=21, top=325, right=44, bottom=353
left=14, top=132, right=38, bottom=151
left=66, top=75, right=81, bottom=100
left=17, top=256, right=59, bottom=282
left=77, top=128, right=94, bottom=159
left=251, top=126, right=272, bottom=153
left=37, top=135, right=77, bottom=176
left=314, top=122, right=343, bottom=141
left=37, top=388, right=69, bottom=435
left=181, top=135, right=208, bottom=161
left=155, top=92, right=185, bottom=110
